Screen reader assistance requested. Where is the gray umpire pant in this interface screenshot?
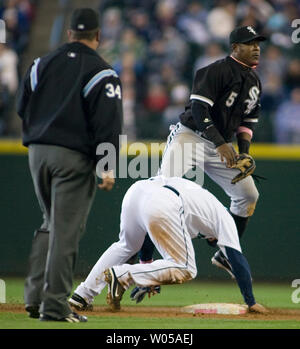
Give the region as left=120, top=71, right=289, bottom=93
left=24, top=144, right=97, bottom=319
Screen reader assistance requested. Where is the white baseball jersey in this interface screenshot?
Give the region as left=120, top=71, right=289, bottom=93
left=74, top=176, right=240, bottom=303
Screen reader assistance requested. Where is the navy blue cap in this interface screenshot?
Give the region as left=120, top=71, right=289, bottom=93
left=70, top=8, right=99, bottom=31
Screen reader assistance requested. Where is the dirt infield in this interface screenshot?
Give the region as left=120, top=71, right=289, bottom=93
left=1, top=304, right=300, bottom=321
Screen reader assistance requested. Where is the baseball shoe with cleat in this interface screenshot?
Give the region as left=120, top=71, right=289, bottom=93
left=40, top=311, right=88, bottom=323
left=211, top=250, right=235, bottom=279
left=248, top=303, right=269, bottom=314
left=25, top=304, right=40, bottom=319
left=68, top=293, right=93, bottom=311
left=104, top=268, right=125, bottom=312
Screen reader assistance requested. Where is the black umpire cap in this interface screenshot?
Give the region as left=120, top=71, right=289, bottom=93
left=70, top=8, right=99, bottom=31
left=230, top=26, right=266, bottom=44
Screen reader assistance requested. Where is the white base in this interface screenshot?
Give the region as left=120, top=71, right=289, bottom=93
left=181, top=303, right=248, bottom=315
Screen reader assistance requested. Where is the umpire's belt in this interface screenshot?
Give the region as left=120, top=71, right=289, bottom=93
left=163, top=185, right=180, bottom=197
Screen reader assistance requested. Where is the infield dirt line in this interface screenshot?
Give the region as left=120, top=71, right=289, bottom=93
left=1, top=304, right=300, bottom=321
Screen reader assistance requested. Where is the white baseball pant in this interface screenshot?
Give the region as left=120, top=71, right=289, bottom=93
left=159, top=123, right=259, bottom=217
left=74, top=176, right=240, bottom=303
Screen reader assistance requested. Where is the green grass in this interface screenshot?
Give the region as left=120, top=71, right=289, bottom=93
left=1, top=313, right=299, bottom=329
left=0, top=277, right=299, bottom=329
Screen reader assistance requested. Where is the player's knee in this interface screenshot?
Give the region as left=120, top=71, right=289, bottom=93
left=250, top=187, right=259, bottom=203
left=245, top=188, right=259, bottom=216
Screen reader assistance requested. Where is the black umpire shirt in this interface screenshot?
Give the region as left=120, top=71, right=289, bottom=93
left=180, top=56, right=262, bottom=145
left=17, top=42, right=123, bottom=162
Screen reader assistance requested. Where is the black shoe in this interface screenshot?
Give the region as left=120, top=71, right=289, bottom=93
left=25, top=304, right=40, bottom=319
left=104, top=268, right=125, bottom=312
left=40, top=311, right=88, bottom=323
left=68, top=293, right=93, bottom=311
left=211, top=250, right=235, bottom=279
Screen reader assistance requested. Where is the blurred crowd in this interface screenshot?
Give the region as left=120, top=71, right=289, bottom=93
left=97, top=0, right=300, bottom=143
left=0, top=0, right=300, bottom=144
left=0, top=0, right=36, bottom=135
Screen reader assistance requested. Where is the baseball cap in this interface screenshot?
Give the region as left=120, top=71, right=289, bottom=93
left=70, top=8, right=99, bottom=31
left=229, top=26, right=266, bottom=45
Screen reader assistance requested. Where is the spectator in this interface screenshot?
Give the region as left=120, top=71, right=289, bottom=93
left=176, top=1, right=210, bottom=46
left=129, top=9, right=159, bottom=43
left=258, top=44, right=287, bottom=81
left=160, top=63, right=181, bottom=92
left=116, top=27, right=146, bottom=63
left=155, top=0, right=178, bottom=31
left=261, top=73, right=285, bottom=114
left=274, top=88, right=300, bottom=143
left=122, top=85, right=136, bottom=140
left=162, top=27, right=189, bottom=71
left=138, top=82, right=169, bottom=139
left=0, top=42, right=18, bottom=134
left=162, top=82, right=189, bottom=135
left=193, top=42, right=226, bottom=74
left=2, top=4, right=29, bottom=55
left=100, top=7, right=123, bottom=42
left=236, top=0, right=275, bottom=30
left=206, top=0, right=236, bottom=43
left=284, top=59, right=300, bottom=93
left=0, top=0, right=299, bottom=141
left=145, top=37, right=168, bottom=77
left=143, top=82, right=169, bottom=113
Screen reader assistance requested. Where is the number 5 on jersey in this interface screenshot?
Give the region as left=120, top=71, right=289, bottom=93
left=105, top=83, right=121, bottom=99
left=226, top=91, right=238, bottom=107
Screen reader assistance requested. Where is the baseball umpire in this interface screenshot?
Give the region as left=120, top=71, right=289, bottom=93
left=17, top=8, right=122, bottom=322
left=139, top=26, right=266, bottom=278
left=68, top=176, right=267, bottom=314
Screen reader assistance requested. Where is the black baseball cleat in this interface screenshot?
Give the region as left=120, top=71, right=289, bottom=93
left=211, top=250, right=235, bottom=279
left=104, top=268, right=125, bottom=312
left=25, top=304, right=40, bottom=319
left=68, top=293, right=93, bottom=311
left=40, top=311, right=88, bottom=323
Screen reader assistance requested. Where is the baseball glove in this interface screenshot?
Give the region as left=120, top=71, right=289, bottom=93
left=231, top=153, right=256, bottom=184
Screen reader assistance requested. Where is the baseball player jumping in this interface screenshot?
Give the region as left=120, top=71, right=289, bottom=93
left=68, top=176, right=267, bottom=314
left=138, top=26, right=266, bottom=277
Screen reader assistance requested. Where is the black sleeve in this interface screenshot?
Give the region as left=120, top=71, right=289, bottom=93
left=16, top=65, right=32, bottom=119
left=190, top=62, right=230, bottom=147
left=191, top=100, right=225, bottom=147
left=225, top=246, right=256, bottom=307
left=191, top=61, right=228, bottom=107
left=84, top=75, right=123, bottom=168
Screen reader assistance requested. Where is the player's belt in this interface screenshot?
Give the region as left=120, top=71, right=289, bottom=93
left=163, top=185, right=180, bottom=197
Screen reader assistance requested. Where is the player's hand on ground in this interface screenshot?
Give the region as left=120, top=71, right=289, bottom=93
left=130, top=286, right=161, bottom=304
left=248, top=303, right=269, bottom=314
left=98, top=170, right=115, bottom=191
left=216, top=143, right=238, bottom=168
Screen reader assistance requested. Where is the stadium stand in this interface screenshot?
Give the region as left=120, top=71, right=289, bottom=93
left=1, top=0, right=300, bottom=143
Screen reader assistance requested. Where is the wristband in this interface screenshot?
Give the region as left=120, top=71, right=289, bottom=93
left=237, top=138, right=250, bottom=154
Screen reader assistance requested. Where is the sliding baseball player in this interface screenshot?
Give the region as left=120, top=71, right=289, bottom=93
left=69, top=176, right=267, bottom=314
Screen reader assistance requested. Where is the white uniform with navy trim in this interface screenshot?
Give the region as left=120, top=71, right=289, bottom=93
left=74, top=176, right=240, bottom=301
